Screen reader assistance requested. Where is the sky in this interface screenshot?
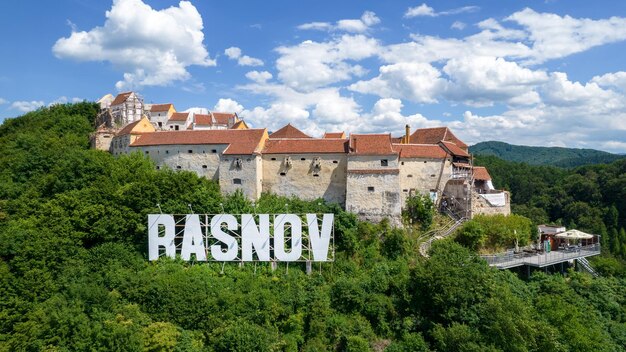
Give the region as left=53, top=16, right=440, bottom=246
left=1, top=0, right=626, bottom=152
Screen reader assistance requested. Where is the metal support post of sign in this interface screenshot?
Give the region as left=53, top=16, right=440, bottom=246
left=306, top=260, right=312, bottom=275
left=271, top=261, right=277, bottom=271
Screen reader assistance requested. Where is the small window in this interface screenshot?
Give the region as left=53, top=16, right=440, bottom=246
left=233, top=178, right=242, bottom=185
left=424, top=161, right=427, bottom=164
left=202, top=165, right=208, bottom=169
left=212, top=149, right=217, bottom=153
left=174, top=125, right=179, bottom=131
left=407, top=174, right=413, bottom=178
left=145, top=151, right=149, bottom=154
left=381, top=159, right=388, bottom=166
left=247, top=158, right=251, bottom=162
left=156, top=166, right=160, bottom=170
left=403, top=189, right=408, bottom=192
left=332, top=160, right=338, bottom=164
left=176, top=166, right=182, bottom=169
left=158, top=122, right=162, bottom=127
left=367, top=186, right=375, bottom=192
left=188, top=150, right=193, bottom=153
left=279, top=172, right=286, bottom=176
left=430, top=174, right=436, bottom=177
left=301, top=158, right=306, bottom=161
left=271, top=157, right=277, bottom=161
left=401, top=161, right=404, bottom=165
left=165, top=150, right=169, bottom=154
left=313, top=174, right=319, bottom=177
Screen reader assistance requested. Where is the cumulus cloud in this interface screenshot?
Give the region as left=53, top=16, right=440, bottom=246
left=298, top=11, right=380, bottom=33
left=52, top=0, right=215, bottom=90
left=405, top=4, right=479, bottom=18
left=592, top=71, right=626, bottom=92
left=224, top=47, right=264, bottom=66
left=245, top=70, right=273, bottom=83
left=213, top=98, right=244, bottom=114
left=451, top=21, right=466, bottom=30
left=0, top=98, right=7, bottom=105
left=11, top=101, right=45, bottom=113
left=275, top=34, right=379, bottom=92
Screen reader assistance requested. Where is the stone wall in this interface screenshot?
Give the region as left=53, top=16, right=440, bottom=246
left=132, top=144, right=228, bottom=180
left=219, top=154, right=262, bottom=200
left=90, top=128, right=117, bottom=151
left=261, top=153, right=347, bottom=205
left=399, top=157, right=451, bottom=205
left=345, top=171, right=401, bottom=223
left=471, top=191, right=511, bottom=216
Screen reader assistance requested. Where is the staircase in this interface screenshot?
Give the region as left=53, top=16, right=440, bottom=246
left=419, top=216, right=467, bottom=257
left=577, top=257, right=599, bottom=277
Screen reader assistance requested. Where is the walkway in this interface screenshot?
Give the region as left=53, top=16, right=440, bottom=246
left=480, top=244, right=601, bottom=269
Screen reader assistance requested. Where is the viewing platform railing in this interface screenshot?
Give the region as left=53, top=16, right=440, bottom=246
left=480, top=243, right=601, bottom=269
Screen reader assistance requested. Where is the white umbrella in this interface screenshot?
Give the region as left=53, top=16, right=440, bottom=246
left=554, top=229, right=594, bottom=240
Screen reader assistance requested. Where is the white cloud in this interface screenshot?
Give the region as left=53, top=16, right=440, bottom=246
left=224, top=46, right=264, bottom=66
left=245, top=70, right=273, bottom=83
left=275, top=34, right=379, bottom=92
left=451, top=21, right=466, bottom=30
left=48, top=96, right=83, bottom=106
left=298, top=11, right=380, bottom=33
left=349, top=62, right=444, bottom=103
left=11, top=101, right=45, bottom=113
left=506, top=8, right=626, bottom=63
left=592, top=71, right=626, bottom=92
left=542, top=72, right=623, bottom=111
left=0, top=98, right=7, bottom=105
left=405, top=4, right=479, bottom=18
left=52, top=0, right=215, bottom=90
left=213, top=98, right=244, bottom=114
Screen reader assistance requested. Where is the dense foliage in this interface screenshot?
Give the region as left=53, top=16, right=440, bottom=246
left=455, top=214, right=534, bottom=252
left=402, top=194, right=434, bottom=230
left=470, top=141, right=625, bottom=167
left=1, top=104, right=625, bottom=351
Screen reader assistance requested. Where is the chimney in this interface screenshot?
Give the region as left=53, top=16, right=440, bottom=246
left=404, top=124, right=411, bottom=144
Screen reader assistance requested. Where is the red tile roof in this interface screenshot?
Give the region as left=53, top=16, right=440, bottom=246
left=117, top=119, right=143, bottom=136
left=111, top=92, right=133, bottom=106
left=473, top=166, right=492, bottom=181
left=130, top=129, right=267, bottom=155
left=150, top=103, right=174, bottom=112
left=392, top=144, right=448, bottom=159
left=409, top=127, right=468, bottom=149
left=168, top=112, right=189, bottom=122
left=270, top=124, right=312, bottom=139
left=193, top=114, right=213, bottom=125
left=439, top=141, right=470, bottom=157
left=263, top=139, right=348, bottom=154
left=349, top=134, right=396, bottom=155
left=348, top=169, right=400, bottom=175
left=212, top=112, right=236, bottom=125
left=323, top=132, right=346, bottom=139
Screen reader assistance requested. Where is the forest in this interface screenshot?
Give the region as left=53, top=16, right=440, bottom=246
left=0, top=103, right=625, bottom=351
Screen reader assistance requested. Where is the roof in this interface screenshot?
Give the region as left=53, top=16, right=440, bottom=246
left=270, top=124, right=312, bottom=139
left=231, top=120, right=248, bottom=129
left=439, top=141, right=470, bottom=157
left=168, top=112, right=190, bottom=122
left=193, top=114, right=213, bottom=125
left=111, top=92, right=133, bottom=106
left=349, top=134, right=396, bottom=155
left=150, top=103, right=174, bottom=112
left=263, top=139, right=348, bottom=154
left=393, top=144, right=448, bottom=159
left=452, top=162, right=471, bottom=168
left=348, top=169, right=400, bottom=175
left=323, top=132, right=346, bottom=139
left=117, top=117, right=155, bottom=136
left=409, top=127, right=468, bottom=149
left=212, top=112, right=236, bottom=125
left=473, top=166, right=492, bottom=181
left=130, top=129, right=268, bottom=155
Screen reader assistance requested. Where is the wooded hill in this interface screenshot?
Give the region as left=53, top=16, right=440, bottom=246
left=470, top=141, right=625, bottom=168
left=0, top=104, right=625, bottom=351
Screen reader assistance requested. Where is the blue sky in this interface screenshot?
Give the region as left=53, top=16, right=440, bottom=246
left=1, top=0, right=626, bottom=152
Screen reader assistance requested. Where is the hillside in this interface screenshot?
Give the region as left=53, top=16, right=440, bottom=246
left=470, top=141, right=625, bottom=167
left=1, top=104, right=625, bottom=351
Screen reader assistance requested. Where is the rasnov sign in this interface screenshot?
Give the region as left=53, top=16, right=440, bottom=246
left=148, top=214, right=334, bottom=262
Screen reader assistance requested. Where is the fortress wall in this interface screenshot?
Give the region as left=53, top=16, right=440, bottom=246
left=261, top=154, right=348, bottom=205
left=345, top=172, right=401, bottom=222
left=219, top=154, right=262, bottom=200
left=132, top=144, right=228, bottom=180
left=399, top=157, right=452, bottom=205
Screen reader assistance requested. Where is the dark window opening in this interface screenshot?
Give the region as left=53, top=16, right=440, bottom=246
left=156, top=166, right=160, bottom=170
left=408, top=174, right=413, bottom=178
left=165, top=150, right=169, bottom=154
left=271, top=157, right=277, bottom=161
left=313, top=174, right=319, bottom=177
left=403, top=189, right=408, bottom=192
left=202, top=165, right=208, bottom=169
left=367, top=186, right=375, bottom=192
left=145, top=151, right=149, bottom=154
left=233, top=178, right=242, bottom=185
left=401, top=161, right=404, bottom=165
left=301, top=158, right=306, bottom=161
left=212, top=149, right=217, bottom=153
left=332, top=160, right=338, bottom=164
left=188, top=150, right=193, bottom=153
left=279, top=172, right=286, bottom=176
left=430, top=174, right=436, bottom=177
left=381, top=159, right=388, bottom=166
left=158, top=122, right=162, bottom=127
left=174, top=125, right=179, bottom=131
left=176, top=166, right=182, bottom=169
left=424, top=161, right=427, bottom=163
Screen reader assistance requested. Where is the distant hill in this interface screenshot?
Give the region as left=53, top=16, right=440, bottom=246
left=470, top=141, right=625, bottom=167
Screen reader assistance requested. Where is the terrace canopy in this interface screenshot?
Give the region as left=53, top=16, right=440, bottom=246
left=554, top=229, right=594, bottom=240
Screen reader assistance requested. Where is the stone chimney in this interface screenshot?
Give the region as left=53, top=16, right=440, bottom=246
left=404, top=124, right=411, bottom=144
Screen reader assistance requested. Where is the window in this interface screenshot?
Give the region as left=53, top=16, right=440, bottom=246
left=212, top=149, right=217, bottom=153
left=430, top=174, right=436, bottom=177
left=165, top=150, right=169, bottom=154
left=233, top=178, right=242, bottom=185
left=313, top=173, right=319, bottom=177
left=188, top=150, right=193, bottom=153
left=202, top=165, right=208, bottom=169
left=403, top=189, right=408, bottom=192
left=279, top=172, right=286, bottom=176
left=401, top=161, right=404, bottom=165
left=332, top=160, right=338, bottom=164
left=424, top=161, right=427, bottom=163
left=145, top=151, right=149, bottom=154
left=367, top=186, right=375, bottom=192
left=407, top=174, right=413, bottom=178
left=174, top=125, right=179, bottom=131
left=381, top=159, right=388, bottom=166
left=176, top=166, right=182, bottom=169
left=158, top=122, right=162, bottom=127
left=271, top=157, right=277, bottom=161
left=156, top=166, right=160, bottom=170
left=301, top=158, right=306, bottom=161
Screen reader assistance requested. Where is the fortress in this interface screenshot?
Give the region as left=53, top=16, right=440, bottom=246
left=92, top=92, right=510, bottom=222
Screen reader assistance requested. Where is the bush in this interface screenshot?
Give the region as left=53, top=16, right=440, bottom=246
left=403, top=194, right=434, bottom=230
